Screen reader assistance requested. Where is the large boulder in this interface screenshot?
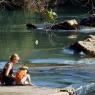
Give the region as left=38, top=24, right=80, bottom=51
left=26, top=19, right=79, bottom=30
left=51, top=19, right=79, bottom=30
left=80, top=14, right=95, bottom=27
left=69, top=35, right=95, bottom=57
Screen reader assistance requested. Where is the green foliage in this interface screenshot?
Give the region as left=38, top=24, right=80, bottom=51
left=27, top=0, right=58, bottom=22
left=0, top=0, right=25, bottom=9
left=46, top=9, right=57, bottom=21
left=0, top=0, right=95, bottom=10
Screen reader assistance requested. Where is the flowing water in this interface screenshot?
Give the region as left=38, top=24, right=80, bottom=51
left=0, top=9, right=95, bottom=94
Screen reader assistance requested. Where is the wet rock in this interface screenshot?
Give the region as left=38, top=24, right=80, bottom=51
left=69, top=42, right=84, bottom=54
left=26, top=23, right=37, bottom=29
left=69, top=35, right=95, bottom=57
left=51, top=19, right=79, bottom=30
left=80, top=14, right=95, bottom=27
left=26, top=19, right=79, bottom=30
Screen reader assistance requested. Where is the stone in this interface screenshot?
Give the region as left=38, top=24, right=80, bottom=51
left=51, top=19, right=79, bottom=30
left=26, top=19, right=79, bottom=30
left=69, top=35, right=95, bottom=57
left=80, top=14, right=95, bottom=27
left=26, top=23, right=37, bottom=29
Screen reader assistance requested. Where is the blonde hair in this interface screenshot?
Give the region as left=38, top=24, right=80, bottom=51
left=9, top=53, right=19, bottom=61
left=19, top=66, right=28, bottom=70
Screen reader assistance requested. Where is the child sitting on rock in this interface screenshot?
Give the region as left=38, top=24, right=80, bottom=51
left=15, top=66, right=32, bottom=86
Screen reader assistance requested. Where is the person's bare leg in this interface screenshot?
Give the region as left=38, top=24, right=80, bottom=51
left=21, top=74, right=32, bottom=85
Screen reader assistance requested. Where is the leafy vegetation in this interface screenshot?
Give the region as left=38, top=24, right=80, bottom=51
left=0, top=0, right=95, bottom=10
left=0, top=0, right=95, bottom=21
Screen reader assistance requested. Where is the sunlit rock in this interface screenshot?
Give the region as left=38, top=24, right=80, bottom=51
left=26, top=19, right=79, bottom=30
left=69, top=35, right=95, bottom=57
left=51, top=19, right=79, bottom=30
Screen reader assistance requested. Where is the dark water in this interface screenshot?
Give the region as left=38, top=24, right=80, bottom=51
left=0, top=9, right=95, bottom=94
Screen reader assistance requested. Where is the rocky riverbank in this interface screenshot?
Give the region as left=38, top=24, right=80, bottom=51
left=0, top=86, right=73, bottom=95
left=69, top=35, right=95, bottom=57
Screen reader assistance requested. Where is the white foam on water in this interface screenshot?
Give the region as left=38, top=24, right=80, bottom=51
left=80, top=28, right=95, bottom=33
left=31, top=58, right=65, bottom=64
left=30, top=57, right=95, bottom=65
left=0, top=61, right=6, bottom=69
left=68, top=83, right=95, bottom=95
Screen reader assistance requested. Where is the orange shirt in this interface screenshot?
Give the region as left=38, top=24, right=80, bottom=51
left=16, top=70, right=27, bottom=84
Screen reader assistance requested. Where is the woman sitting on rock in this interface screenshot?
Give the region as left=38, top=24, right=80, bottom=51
left=0, top=54, right=20, bottom=86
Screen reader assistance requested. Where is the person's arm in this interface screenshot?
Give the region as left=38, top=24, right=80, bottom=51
left=5, top=63, right=12, bottom=77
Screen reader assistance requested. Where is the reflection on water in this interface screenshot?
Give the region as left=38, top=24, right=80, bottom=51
left=0, top=31, right=82, bottom=61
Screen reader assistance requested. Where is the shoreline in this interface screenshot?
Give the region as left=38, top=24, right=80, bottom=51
left=0, top=86, right=71, bottom=95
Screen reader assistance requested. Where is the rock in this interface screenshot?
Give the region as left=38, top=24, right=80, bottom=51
left=69, top=42, right=84, bottom=54
left=69, top=35, right=95, bottom=56
left=51, top=19, right=79, bottom=30
left=80, top=14, right=95, bottom=27
left=26, top=23, right=37, bottom=29
left=50, top=92, right=69, bottom=95
left=0, top=86, right=74, bottom=95
left=26, top=19, right=79, bottom=30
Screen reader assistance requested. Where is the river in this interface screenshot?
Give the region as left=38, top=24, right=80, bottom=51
left=0, top=9, right=95, bottom=95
